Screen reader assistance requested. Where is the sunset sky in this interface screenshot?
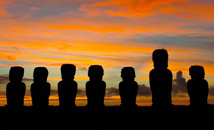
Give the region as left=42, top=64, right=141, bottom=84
left=0, top=0, right=214, bottom=106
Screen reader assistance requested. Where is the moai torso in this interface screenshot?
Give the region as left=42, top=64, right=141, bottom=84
left=31, top=67, right=50, bottom=107
left=149, top=49, right=172, bottom=106
left=187, top=65, right=209, bottom=106
left=6, top=66, right=26, bottom=107
left=119, top=67, right=138, bottom=107
left=86, top=65, right=106, bottom=107
left=58, top=64, right=78, bottom=107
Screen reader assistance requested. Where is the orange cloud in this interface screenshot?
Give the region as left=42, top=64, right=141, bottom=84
left=79, top=0, right=214, bottom=23
left=159, top=2, right=214, bottom=20
left=79, top=0, right=186, bottom=17
left=42, top=17, right=214, bottom=36
left=0, top=39, right=207, bottom=70
left=0, top=7, right=6, bottom=16
left=47, top=23, right=210, bottom=35
left=0, top=52, right=17, bottom=61
left=47, top=24, right=124, bottom=33
left=0, top=0, right=13, bottom=17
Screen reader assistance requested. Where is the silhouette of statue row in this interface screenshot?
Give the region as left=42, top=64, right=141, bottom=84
left=6, top=49, right=209, bottom=108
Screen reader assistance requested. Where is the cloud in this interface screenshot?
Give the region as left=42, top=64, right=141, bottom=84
left=28, top=7, right=40, bottom=11
left=106, top=85, right=151, bottom=97
left=138, top=84, right=152, bottom=97
left=50, top=89, right=58, bottom=96
left=0, top=0, right=13, bottom=17
left=79, top=67, right=87, bottom=71
left=79, top=0, right=186, bottom=17
left=47, top=24, right=124, bottom=33
left=0, top=74, right=33, bottom=84
left=105, top=71, right=214, bottom=98
left=172, top=71, right=214, bottom=96
left=77, top=88, right=86, bottom=97
left=0, top=75, right=8, bottom=84
left=106, top=87, right=119, bottom=96
left=209, top=87, right=214, bottom=96
left=50, top=88, right=87, bottom=97
left=172, top=71, right=187, bottom=95
left=79, top=0, right=214, bottom=23
left=0, top=53, right=17, bottom=61
left=159, top=1, right=214, bottom=21
left=0, top=90, right=6, bottom=95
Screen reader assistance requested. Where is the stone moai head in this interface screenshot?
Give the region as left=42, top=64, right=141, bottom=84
left=152, top=49, right=168, bottom=69
left=88, top=65, right=104, bottom=81
left=33, top=67, right=49, bottom=83
left=189, top=65, right=205, bottom=79
left=61, top=64, right=76, bottom=81
left=9, top=66, right=24, bottom=83
left=121, top=67, right=136, bottom=81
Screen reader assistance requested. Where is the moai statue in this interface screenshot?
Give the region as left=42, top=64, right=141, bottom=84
left=6, top=66, right=26, bottom=107
left=119, top=67, right=138, bottom=108
left=31, top=67, right=50, bottom=107
left=86, top=65, right=106, bottom=108
left=187, top=65, right=209, bottom=106
left=58, top=64, right=77, bottom=108
left=149, top=49, right=172, bottom=107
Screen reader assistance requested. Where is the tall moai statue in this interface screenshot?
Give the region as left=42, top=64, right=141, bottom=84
left=86, top=65, right=106, bottom=108
left=6, top=66, right=26, bottom=107
left=149, top=49, right=172, bottom=107
left=187, top=65, right=209, bottom=106
left=119, top=67, right=138, bottom=108
left=58, top=64, right=77, bottom=107
left=31, top=67, right=50, bottom=107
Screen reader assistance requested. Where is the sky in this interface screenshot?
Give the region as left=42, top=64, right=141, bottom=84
left=0, top=0, right=214, bottom=106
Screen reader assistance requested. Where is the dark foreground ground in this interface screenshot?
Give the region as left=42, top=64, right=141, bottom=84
left=0, top=105, right=214, bottom=129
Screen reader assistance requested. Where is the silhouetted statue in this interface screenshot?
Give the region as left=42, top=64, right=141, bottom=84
left=6, top=66, right=26, bottom=107
left=86, top=65, right=106, bottom=108
left=58, top=64, right=77, bottom=108
left=31, top=67, right=50, bottom=107
left=149, top=49, right=172, bottom=107
left=119, top=67, right=138, bottom=108
left=187, top=65, right=209, bottom=106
